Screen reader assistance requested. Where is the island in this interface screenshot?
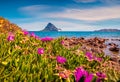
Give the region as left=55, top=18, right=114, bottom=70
left=41, top=22, right=62, bottom=31
left=95, top=29, right=120, bottom=32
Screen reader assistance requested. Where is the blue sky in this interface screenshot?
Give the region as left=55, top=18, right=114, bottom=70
left=0, top=0, right=120, bottom=31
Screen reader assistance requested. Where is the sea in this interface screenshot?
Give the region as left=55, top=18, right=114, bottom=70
left=30, top=31, right=120, bottom=55
left=29, top=31, right=120, bottom=38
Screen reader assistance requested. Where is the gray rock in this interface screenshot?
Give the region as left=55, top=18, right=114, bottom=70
left=42, top=23, right=61, bottom=31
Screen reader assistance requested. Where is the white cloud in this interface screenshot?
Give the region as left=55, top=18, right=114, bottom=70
left=17, top=22, right=47, bottom=31
left=19, top=5, right=120, bottom=21
left=74, top=0, right=96, bottom=3
left=51, top=21, right=95, bottom=31
left=18, top=5, right=50, bottom=16
left=48, top=6, right=120, bottom=21
left=74, top=0, right=120, bottom=4
left=19, top=5, right=50, bottom=12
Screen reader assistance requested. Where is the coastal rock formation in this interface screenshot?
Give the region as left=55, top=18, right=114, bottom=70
left=63, top=37, right=120, bottom=55
left=63, top=37, right=107, bottom=55
left=0, top=17, right=21, bottom=33
left=42, top=23, right=61, bottom=31
left=62, top=37, right=120, bottom=65
left=108, top=43, right=119, bottom=52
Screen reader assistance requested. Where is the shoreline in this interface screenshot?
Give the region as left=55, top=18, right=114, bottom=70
left=29, top=31, right=120, bottom=38
left=62, top=37, right=120, bottom=63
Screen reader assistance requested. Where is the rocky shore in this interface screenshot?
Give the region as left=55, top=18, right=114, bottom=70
left=62, top=37, right=120, bottom=64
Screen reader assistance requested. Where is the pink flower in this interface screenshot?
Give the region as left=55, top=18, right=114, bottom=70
left=74, top=67, right=93, bottom=82
left=74, top=67, right=85, bottom=82
left=96, top=72, right=106, bottom=82
left=30, top=32, right=35, bottom=37
left=85, top=52, right=94, bottom=61
left=84, top=73, right=93, bottom=82
left=41, top=37, right=53, bottom=42
left=56, top=56, right=66, bottom=64
left=7, top=33, right=15, bottom=41
left=37, top=48, right=44, bottom=55
left=86, top=52, right=102, bottom=62
left=74, top=67, right=87, bottom=82
left=94, top=57, right=102, bottom=62
left=61, top=40, right=64, bottom=45
left=22, top=30, right=29, bottom=35
left=96, top=72, right=106, bottom=79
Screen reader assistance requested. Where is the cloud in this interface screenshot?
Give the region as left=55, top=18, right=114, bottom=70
left=19, top=5, right=120, bottom=21
left=17, top=4, right=120, bottom=31
left=15, top=19, right=95, bottom=31
left=17, top=22, right=47, bottom=31
left=19, top=5, right=50, bottom=12
left=48, top=6, right=120, bottom=21
left=74, top=0, right=120, bottom=4
left=74, top=0, right=96, bottom=3
left=18, top=5, right=65, bottom=16
left=18, top=5, right=51, bottom=16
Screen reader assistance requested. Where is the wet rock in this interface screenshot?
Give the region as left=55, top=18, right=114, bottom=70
left=63, top=37, right=120, bottom=56
left=109, top=46, right=119, bottom=52
left=80, top=37, right=84, bottom=40
left=111, top=39, right=120, bottom=41
left=99, top=44, right=106, bottom=48
left=91, top=48, right=103, bottom=54
left=108, top=42, right=118, bottom=47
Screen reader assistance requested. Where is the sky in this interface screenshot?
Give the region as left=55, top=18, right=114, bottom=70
left=0, top=0, right=120, bottom=31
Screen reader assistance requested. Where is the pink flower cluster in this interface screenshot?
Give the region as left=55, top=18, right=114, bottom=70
left=7, top=33, right=15, bottom=41
left=85, top=52, right=102, bottom=62
left=61, top=40, right=64, bottom=45
left=74, top=67, right=93, bottom=82
left=37, top=48, right=44, bottom=55
left=56, top=56, right=67, bottom=64
left=96, top=72, right=106, bottom=82
left=41, top=37, right=53, bottom=42
left=74, top=67, right=106, bottom=82
left=22, top=30, right=29, bottom=35
left=30, top=32, right=36, bottom=37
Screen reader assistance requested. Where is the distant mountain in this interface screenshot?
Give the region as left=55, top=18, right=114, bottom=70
left=0, top=17, right=21, bottom=33
left=95, top=29, right=120, bottom=32
left=42, top=23, right=61, bottom=31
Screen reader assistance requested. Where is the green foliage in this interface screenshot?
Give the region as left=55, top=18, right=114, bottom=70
left=0, top=31, right=120, bottom=82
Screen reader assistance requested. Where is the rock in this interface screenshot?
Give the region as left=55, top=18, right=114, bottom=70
left=111, top=39, right=120, bottom=41
left=99, top=44, right=106, bottom=48
left=42, top=23, right=61, bottom=31
left=108, top=42, right=118, bottom=47
left=109, top=46, right=119, bottom=52
left=91, top=48, right=103, bottom=54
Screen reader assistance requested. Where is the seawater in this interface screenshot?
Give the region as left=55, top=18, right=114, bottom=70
left=29, top=31, right=120, bottom=55
left=29, top=31, right=120, bottom=38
